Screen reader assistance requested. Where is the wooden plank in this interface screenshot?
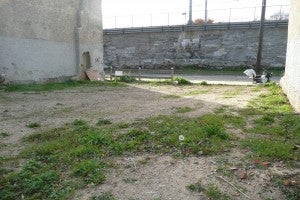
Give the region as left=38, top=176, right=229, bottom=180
left=85, top=70, right=103, bottom=81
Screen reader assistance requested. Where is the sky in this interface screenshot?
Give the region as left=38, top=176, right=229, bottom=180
left=102, top=0, right=290, bottom=28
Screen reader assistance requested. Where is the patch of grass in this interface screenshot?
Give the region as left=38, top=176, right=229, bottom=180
left=251, top=86, right=264, bottom=92
left=247, top=124, right=286, bottom=136
left=147, top=77, right=191, bottom=86
left=254, top=115, right=276, bottom=125
left=3, top=80, right=125, bottom=92
left=214, top=106, right=229, bottom=114
left=237, top=107, right=262, bottom=116
left=0, top=132, right=10, bottom=137
left=148, top=80, right=173, bottom=86
left=115, top=75, right=137, bottom=83
left=90, top=192, right=116, bottom=200
left=115, top=122, right=131, bottom=129
left=186, top=181, right=205, bottom=193
left=163, top=94, right=181, bottom=99
left=142, top=114, right=237, bottom=155
left=272, top=174, right=300, bottom=200
left=184, top=89, right=208, bottom=96
left=0, top=159, right=75, bottom=200
left=240, top=83, right=300, bottom=162
left=281, top=114, right=300, bottom=142
left=138, top=156, right=151, bottom=165
left=72, top=119, right=88, bottom=126
left=123, top=177, right=138, bottom=184
left=241, top=139, right=297, bottom=161
left=245, top=113, right=300, bottom=151
left=26, top=122, right=41, bottom=128
left=97, top=118, right=112, bottom=126
left=174, top=106, right=194, bottom=113
left=187, top=182, right=231, bottom=199
left=246, top=113, right=281, bottom=134
left=175, top=66, right=284, bottom=76
left=248, top=83, right=293, bottom=114
left=200, top=113, right=245, bottom=129
left=50, top=107, right=73, bottom=116
left=0, top=113, right=242, bottom=199
left=72, top=159, right=106, bottom=184
left=246, top=114, right=291, bottom=137
left=174, top=76, right=192, bottom=85
left=199, top=81, right=208, bottom=85
left=223, top=87, right=244, bottom=98
left=205, top=184, right=231, bottom=200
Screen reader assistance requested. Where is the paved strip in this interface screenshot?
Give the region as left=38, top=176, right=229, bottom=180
left=182, top=75, right=281, bottom=85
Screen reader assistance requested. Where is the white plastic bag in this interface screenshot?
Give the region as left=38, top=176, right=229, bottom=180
left=243, top=69, right=256, bottom=78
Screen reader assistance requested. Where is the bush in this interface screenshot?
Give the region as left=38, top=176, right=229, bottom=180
left=174, top=76, right=192, bottom=85
left=194, top=18, right=205, bottom=25
left=115, top=75, right=136, bottom=83
left=194, top=18, right=214, bottom=25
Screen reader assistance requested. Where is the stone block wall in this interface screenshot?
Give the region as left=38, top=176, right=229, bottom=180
left=103, top=26, right=287, bottom=69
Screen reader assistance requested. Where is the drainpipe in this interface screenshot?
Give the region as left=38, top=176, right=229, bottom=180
left=75, top=0, right=84, bottom=75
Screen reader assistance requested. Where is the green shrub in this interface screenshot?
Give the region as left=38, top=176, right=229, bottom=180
left=115, top=75, right=136, bottom=83
left=174, top=76, right=192, bottom=85
left=199, top=81, right=208, bottom=85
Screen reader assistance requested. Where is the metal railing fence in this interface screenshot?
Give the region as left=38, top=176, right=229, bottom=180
left=103, top=5, right=289, bottom=29
left=104, top=20, right=288, bottom=35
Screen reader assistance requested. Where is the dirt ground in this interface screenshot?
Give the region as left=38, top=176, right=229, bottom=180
left=0, top=84, right=297, bottom=199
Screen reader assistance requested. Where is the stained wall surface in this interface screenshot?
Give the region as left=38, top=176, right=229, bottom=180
left=0, top=0, right=104, bottom=82
left=104, top=26, right=288, bottom=69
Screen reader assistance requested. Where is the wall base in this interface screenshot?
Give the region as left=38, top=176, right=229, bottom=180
left=280, top=76, right=300, bottom=112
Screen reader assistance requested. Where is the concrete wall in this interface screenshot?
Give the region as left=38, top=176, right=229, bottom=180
left=104, top=26, right=287, bottom=69
left=77, top=0, right=104, bottom=78
left=281, top=0, right=300, bottom=112
left=0, top=0, right=104, bottom=83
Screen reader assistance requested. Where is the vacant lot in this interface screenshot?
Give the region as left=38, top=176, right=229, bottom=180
left=0, top=81, right=299, bottom=200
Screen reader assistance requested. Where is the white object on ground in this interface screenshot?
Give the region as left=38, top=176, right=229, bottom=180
left=243, top=69, right=256, bottom=79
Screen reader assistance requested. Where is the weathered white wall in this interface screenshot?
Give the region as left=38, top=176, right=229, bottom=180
left=78, top=0, right=104, bottom=77
left=0, top=0, right=104, bottom=83
left=281, top=0, right=300, bottom=112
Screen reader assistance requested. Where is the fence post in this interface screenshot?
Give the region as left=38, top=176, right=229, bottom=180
left=279, top=5, right=283, bottom=20
left=138, top=67, right=141, bottom=81
left=171, top=67, right=174, bottom=81
left=110, top=67, right=113, bottom=81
